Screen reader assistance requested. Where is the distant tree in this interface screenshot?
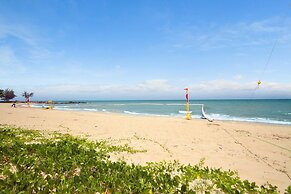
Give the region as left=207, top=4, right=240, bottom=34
left=22, top=91, right=34, bottom=102
left=1, top=89, right=16, bottom=102
left=0, top=89, right=3, bottom=99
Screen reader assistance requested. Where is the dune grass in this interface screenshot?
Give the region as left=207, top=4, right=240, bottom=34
left=0, top=124, right=287, bottom=193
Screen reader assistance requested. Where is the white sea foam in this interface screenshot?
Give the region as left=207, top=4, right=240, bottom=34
left=167, top=104, right=203, bottom=106
left=55, top=105, right=70, bottom=108
left=30, top=104, right=43, bottom=108
left=208, top=113, right=291, bottom=125
left=177, top=111, right=208, bottom=119
left=31, top=104, right=70, bottom=109
left=130, top=103, right=164, bottom=106
left=178, top=111, right=192, bottom=114
left=123, top=110, right=168, bottom=117
left=29, top=102, right=291, bottom=125
left=54, top=107, right=76, bottom=111
left=142, top=103, right=164, bottom=105
left=83, top=108, right=98, bottom=112
left=124, top=110, right=140, bottom=115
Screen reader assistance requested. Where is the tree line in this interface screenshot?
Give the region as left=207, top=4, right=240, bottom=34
left=0, top=88, right=33, bottom=102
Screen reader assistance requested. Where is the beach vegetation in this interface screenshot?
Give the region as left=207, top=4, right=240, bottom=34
left=22, top=91, right=34, bottom=100
left=1, top=89, right=16, bottom=102
left=0, top=125, right=285, bottom=193
left=0, top=89, right=4, bottom=99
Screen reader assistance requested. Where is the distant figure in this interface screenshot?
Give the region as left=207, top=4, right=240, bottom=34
left=11, top=103, right=16, bottom=108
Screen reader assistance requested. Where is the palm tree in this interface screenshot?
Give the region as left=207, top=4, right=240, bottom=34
left=22, top=91, right=34, bottom=103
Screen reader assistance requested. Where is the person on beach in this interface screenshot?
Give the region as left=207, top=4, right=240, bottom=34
left=11, top=103, right=16, bottom=108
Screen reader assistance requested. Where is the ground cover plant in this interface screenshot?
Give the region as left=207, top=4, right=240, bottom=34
left=0, top=125, right=288, bottom=193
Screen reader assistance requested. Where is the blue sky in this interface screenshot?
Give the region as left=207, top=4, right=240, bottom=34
left=0, top=0, right=291, bottom=100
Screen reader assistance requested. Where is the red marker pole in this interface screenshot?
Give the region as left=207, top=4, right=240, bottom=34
left=184, top=88, right=191, bottom=120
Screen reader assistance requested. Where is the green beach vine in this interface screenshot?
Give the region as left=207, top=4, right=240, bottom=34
left=0, top=125, right=288, bottom=193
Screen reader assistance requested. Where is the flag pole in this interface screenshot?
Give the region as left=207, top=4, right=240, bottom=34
left=184, top=88, right=192, bottom=120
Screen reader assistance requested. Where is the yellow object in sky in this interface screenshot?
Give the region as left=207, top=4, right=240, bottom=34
left=257, top=80, right=261, bottom=87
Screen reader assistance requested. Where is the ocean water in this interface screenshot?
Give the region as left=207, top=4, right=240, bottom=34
left=31, top=99, right=291, bottom=125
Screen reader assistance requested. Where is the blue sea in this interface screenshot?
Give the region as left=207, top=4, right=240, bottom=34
left=32, top=99, right=291, bottom=125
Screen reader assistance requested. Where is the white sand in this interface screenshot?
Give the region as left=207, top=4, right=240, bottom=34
left=0, top=103, right=290, bottom=191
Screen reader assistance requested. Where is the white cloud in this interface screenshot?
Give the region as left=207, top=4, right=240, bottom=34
left=0, top=21, right=38, bottom=46
left=188, top=80, right=291, bottom=99
left=0, top=20, right=56, bottom=63
left=31, top=79, right=176, bottom=99
left=22, top=79, right=291, bottom=100
left=163, top=17, right=291, bottom=51
left=136, top=80, right=173, bottom=91
left=0, top=46, right=26, bottom=75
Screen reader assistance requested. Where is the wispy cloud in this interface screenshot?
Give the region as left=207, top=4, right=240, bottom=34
left=189, top=80, right=291, bottom=98
left=238, top=19, right=285, bottom=33
left=163, top=17, right=291, bottom=51
left=0, top=46, right=26, bottom=75
left=0, top=20, right=55, bottom=63
left=0, top=22, right=38, bottom=46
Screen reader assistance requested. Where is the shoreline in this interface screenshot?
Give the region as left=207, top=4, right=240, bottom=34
left=20, top=101, right=291, bottom=126
left=1, top=103, right=291, bottom=191
left=43, top=107, right=291, bottom=126
left=28, top=102, right=291, bottom=126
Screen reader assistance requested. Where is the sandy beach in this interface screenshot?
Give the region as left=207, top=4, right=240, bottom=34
left=0, top=103, right=290, bottom=191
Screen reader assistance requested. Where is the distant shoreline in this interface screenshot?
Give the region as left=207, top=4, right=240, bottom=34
left=2, top=99, right=291, bottom=125
left=16, top=99, right=291, bottom=126
left=0, top=100, right=85, bottom=104
left=1, top=98, right=291, bottom=103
